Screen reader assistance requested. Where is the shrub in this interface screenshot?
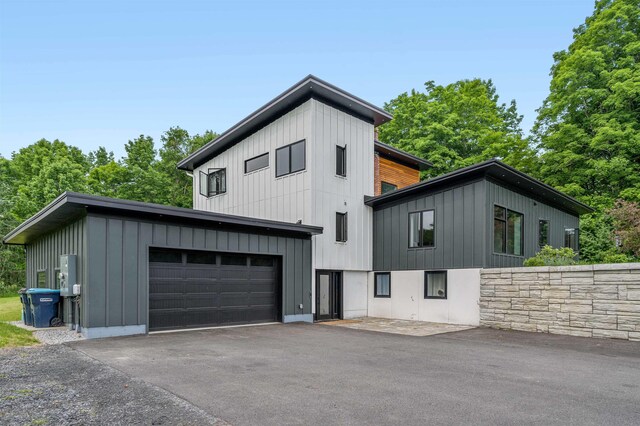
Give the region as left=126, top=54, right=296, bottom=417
left=523, top=245, right=577, bottom=267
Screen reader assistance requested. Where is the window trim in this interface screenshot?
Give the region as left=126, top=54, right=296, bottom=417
left=244, top=152, right=269, bottom=174
left=276, top=139, right=306, bottom=178
left=374, top=272, right=391, bottom=298
left=336, top=145, right=347, bottom=177
left=424, top=270, right=447, bottom=299
left=336, top=212, right=348, bottom=243
left=408, top=209, right=435, bottom=249
left=199, top=168, right=227, bottom=198
left=381, top=181, right=397, bottom=194
left=493, top=204, right=524, bottom=257
left=538, top=219, right=550, bottom=249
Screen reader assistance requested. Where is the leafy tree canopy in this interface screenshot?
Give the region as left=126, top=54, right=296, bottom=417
left=378, top=79, right=537, bottom=177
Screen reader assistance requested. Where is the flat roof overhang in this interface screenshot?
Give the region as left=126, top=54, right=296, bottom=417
left=177, top=75, right=393, bottom=171
left=364, top=159, right=593, bottom=216
left=3, top=192, right=323, bottom=245
left=374, top=140, right=431, bottom=171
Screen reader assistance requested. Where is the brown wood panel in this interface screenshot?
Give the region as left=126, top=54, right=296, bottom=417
left=374, top=155, right=420, bottom=195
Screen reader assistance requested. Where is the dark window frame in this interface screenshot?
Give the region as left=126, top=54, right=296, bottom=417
left=244, top=152, right=269, bottom=174
left=564, top=228, right=580, bottom=252
left=381, top=181, right=397, bottom=194
left=199, top=168, right=227, bottom=197
left=276, top=139, right=306, bottom=178
left=336, top=212, right=348, bottom=243
left=493, top=205, right=524, bottom=256
left=374, top=272, right=391, bottom=298
left=424, top=271, right=447, bottom=299
left=336, top=145, right=347, bottom=177
left=408, top=209, right=435, bottom=248
left=538, top=219, right=550, bottom=249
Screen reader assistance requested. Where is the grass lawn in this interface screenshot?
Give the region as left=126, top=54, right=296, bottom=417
left=0, top=296, right=38, bottom=348
left=0, top=296, right=22, bottom=322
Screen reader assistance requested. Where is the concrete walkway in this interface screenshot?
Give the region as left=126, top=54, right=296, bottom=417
left=319, top=317, right=475, bottom=336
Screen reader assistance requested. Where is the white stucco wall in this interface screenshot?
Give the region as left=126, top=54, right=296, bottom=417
left=367, top=269, right=481, bottom=326
left=342, top=271, right=368, bottom=319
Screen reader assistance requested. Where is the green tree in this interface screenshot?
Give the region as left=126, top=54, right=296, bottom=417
left=533, top=0, right=640, bottom=261
left=378, top=79, right=536, bottom=177
left=158, top=127, right=217, bottom=208
left=88, top=146, right=115, bottom=168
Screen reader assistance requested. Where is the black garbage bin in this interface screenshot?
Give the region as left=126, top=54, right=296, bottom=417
left=27, top=289, right=61, bottom=328
left=18, top=288, right=33, bottom=326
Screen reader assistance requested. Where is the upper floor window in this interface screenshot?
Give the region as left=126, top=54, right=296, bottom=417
left=245, top=152, right=269, bottom=174
left=494, top=206, right=523, bottom=256
left=336, top=145, right=346, bottom=177
left=538, top=219, right=550, bottom=249
left=336, top=212, right=348, bottom=242
left=409, top=210, right=434, bottom=248
left=564, top=228, right=579, bottom=252
left=276, top=140, right=305, bottom=177
left=199, top=168, right=227, bottom=197
left=381, top=181, right=397, bottom=194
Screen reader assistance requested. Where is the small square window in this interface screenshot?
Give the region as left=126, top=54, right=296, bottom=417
left=199, top=168, right=226, bottom=197
left=36, top=270, right=47, bottom=288
left=425, top=271, right=447, bottom=299
left=336, top=212, right=348, bottom=242
left=374, top=272, right=391, bottom=298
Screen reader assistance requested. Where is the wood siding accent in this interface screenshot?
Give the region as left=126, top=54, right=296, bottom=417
left=375, top=155, right=420, bottom=196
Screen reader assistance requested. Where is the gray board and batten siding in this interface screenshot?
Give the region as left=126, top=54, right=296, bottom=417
left=371, top=177, right=581, bottom=271
left=8, top=192, right=320, bottom=337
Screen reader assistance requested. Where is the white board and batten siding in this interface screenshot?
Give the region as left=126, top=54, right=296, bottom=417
left=192, top=98, right=375, bottom=274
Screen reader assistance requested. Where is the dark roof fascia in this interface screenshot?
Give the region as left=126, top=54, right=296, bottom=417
left=3, top=192, right=323, bottom=245
left=374, top=140, right=432, bottom=171
left=177, top=75, right=393, bottom=171
left=364, top=159, right=593, bottom=215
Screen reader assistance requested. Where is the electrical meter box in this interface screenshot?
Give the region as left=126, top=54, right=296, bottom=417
left=59, top=254, right=77, bottom=297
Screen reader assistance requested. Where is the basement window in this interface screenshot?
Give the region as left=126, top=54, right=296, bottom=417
left=409, top=210, right=435, bottom=248
left=199, top=168, right=227, bottom=197
left=424, top=271, right=447, bottom=299
left=374, top=272, right=391, bottom=298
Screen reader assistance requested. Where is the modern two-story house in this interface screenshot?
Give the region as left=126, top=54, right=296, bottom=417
left=4, top=75, right=591, bottom=338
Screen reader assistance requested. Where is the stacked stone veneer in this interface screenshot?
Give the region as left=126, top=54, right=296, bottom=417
left=480, top=263, right=640, bottom=341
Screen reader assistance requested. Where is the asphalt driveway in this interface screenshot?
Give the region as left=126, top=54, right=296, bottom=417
left=72, top=324, right=640, bottom=426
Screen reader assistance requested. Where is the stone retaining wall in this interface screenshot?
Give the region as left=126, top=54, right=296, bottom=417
left=480, top=263, right=640, bottom=341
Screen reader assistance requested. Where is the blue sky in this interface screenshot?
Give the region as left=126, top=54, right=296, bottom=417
left=0, top=0, right=594, bottom=159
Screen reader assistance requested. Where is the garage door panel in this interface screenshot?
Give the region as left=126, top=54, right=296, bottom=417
left=149, top=249, right=279, bottom=331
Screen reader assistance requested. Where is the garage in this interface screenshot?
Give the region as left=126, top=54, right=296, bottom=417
left=149, top=249, right=280, bottom=331
left=3, top=192, right=321, bottom=338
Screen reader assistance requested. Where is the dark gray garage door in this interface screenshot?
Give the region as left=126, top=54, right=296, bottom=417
left=148, top=249, right=280, bottom=331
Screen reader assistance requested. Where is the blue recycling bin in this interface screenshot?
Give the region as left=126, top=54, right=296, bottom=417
left=27, top=289, right=61, bottom=328
left=18, top=289, right=33, bottom=326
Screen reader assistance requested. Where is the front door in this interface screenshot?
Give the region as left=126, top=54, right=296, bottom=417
left=316, top=270, right=342, bottom=321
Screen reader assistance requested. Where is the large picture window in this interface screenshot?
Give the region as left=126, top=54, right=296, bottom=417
left=374, top=272, right=391, bottom=298
left=409, top=210, right=435, bottom=248
left=564, top=228, right=579, bottom=252
left=424, top=271, right=447, bottom=299
left=199, top=168, right=226, bottom=197
left=494, top=206, right=523, bottom=256
left=276, top=140, right=306, bottom=177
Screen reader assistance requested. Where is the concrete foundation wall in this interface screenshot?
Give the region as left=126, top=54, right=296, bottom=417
left=367, top=269, right=480, bottom=326
left=480, top=264, right=640, bottom=341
